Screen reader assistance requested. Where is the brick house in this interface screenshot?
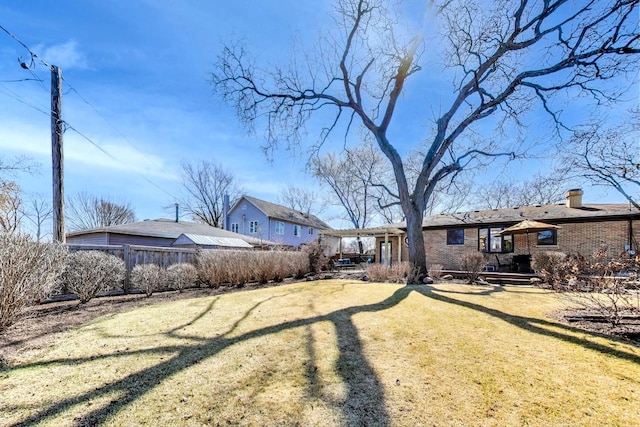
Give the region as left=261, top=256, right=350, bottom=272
left=373, top=190, right=640, bottom=271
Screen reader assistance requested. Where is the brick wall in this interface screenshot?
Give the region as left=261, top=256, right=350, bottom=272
left=376, top=219, right=640, bottom=269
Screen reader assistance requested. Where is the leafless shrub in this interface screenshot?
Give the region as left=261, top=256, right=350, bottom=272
left=301, top=239, right=330, bottom=273
left=197, top=250, right=310, bottom=287
left=131, top=264, right=166, bottom=297
left=61, top=251, right=125, bottom=303
left=166, top=263, right=198, bottom=292
left=0, top=233, right=67, bottom=331
left=365, top=264, right=389, bottom=283
left=365, top=262, right=411, bottom=284
left=538, top=248, right=640, bottom=326
left=428, top=263, right=444, bottom=279
left=532, top=251, right=568, bottom=289
left=460, top=253, right=485, bottom=284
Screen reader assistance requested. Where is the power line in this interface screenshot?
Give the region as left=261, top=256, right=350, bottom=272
left=0, top=23, right=180, bottom=202
left=0, top=24, right=49, bottom=68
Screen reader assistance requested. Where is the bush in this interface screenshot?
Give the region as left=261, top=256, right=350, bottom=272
left=532, top=251, right=568, bottom=289
left=0, top=233, right=67, bottom=331
left=545, top=248, right=640, bottom=326
left=61, top=251, right=125, bottom=303
left=365, top=262, right=411, bottom=283
left=166, top=263, right=198, bottom=292
left=301, top=239, right=330, bottom=273
left=197, top=250, right=310, bottom=287
left=131, top=264, right=166, bottom=297
left=460, top=253, right=485, bottom=284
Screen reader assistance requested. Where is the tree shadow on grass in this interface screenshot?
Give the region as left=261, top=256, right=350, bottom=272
left=413, top=285, right=640, bottom=364
left=8, top=285, right=412, bottom=427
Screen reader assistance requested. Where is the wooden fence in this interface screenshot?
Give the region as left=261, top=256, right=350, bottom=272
left=66, top=244, right=197, bottom=293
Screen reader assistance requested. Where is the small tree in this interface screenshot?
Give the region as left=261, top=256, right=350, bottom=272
left=460, top=253, right=485, bottom=284
left=66, top=192, right=135, bottom=231
left=301, top=239, right=330, bottom=273
left=179, top=160, right=243, bottom=227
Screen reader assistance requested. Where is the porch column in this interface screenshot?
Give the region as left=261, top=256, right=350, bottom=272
left=384, top=232, right=390, bottom=266
left=397, top=234, right=402, bottom=263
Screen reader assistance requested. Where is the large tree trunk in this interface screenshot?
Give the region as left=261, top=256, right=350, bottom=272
left=404, top=205, right=427, bottom=283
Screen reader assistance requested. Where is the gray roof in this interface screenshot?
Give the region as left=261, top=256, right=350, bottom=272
left=395, top=203, right=640, bottom=229
left=172, top=233, right=253, bottom=248
left=234, top=195, right=332, bottom=229
left=66, top=218, right=278, bottom=246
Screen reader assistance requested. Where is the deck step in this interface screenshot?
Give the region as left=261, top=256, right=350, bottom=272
left=441, top=270, right=539, bottom=286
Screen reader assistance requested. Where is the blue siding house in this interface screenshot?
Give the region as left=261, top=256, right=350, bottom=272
left=225, top=195, right=331, bottom=247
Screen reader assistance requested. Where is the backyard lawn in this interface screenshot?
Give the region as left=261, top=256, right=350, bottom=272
left=1, top=280, right=638, bottom=426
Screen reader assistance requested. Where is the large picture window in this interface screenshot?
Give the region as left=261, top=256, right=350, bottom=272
left=478, top=227, right=513, bottom=253
left=537, top=230, right=557, bottom=246
left=446, top=229, right=464, bottom=245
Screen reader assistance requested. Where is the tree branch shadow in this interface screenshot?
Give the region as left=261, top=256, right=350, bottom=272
left=413, top=285, right=640, bottom=364
left=8, top=285, right=412, bottom=426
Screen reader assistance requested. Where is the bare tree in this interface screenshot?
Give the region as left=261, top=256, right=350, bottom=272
left=23, top=193, right=53, bottom=242
left=180, top=160, right=243, bottom=228
left=277, top=185, right=319, bottom=216
left=66, top=192, right=136, bottom=231
left=212, top=0, right=639, bottom=281
left=473, top=174, right=566, bottom=209
left=562, top=109, right=639, bottom=209
left=0, top=181, right=23, bottom=233
left=311, top=142, right=394, bottom=229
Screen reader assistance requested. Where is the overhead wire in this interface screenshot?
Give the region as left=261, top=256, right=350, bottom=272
left=0, top=23, right=179, bottom=201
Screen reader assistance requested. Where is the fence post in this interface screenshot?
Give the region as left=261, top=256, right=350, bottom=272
left=123, top=244, right=131, bottom=294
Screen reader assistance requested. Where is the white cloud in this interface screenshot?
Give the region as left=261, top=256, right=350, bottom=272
left=35, top=40, right=88, bottom=70
left=0, top=118, right=178, bottom=181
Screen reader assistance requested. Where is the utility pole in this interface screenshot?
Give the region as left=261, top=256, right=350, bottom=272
left=51, top=65, right=65, bottom=243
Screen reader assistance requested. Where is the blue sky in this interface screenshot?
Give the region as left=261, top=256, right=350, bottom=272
left=0, top=1, right=637, bottom=235
left=0, top=1, right=333, bottom=226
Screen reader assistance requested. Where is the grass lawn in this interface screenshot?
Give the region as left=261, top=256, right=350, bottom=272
left=1, top=280, right=639, bottom=426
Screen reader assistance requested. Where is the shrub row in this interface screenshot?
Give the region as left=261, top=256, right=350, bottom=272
left=0, top=233, right=312, bottom=332
left=197, top=250, right=310, bottom=287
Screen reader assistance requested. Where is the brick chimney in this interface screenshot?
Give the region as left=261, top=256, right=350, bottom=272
left=565, top=188, right=583, bottom=208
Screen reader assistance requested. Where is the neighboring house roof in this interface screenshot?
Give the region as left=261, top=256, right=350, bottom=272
left=232, top=195, right=332, bottom=230
left=172, top=233, right=253, bottom=248
left=387, top=203, right=640, bottom=230
left=66, top=218, right=278, bottom=246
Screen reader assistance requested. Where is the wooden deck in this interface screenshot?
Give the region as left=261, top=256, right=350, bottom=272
left=442, top=270, right=539, bottom=286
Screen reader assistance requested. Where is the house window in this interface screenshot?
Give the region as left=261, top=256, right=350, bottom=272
left=275, top=221, right=284, bottom=235
left=537, top=230, right=557, bottom=246
left=478, top=227, right=513, bottom=253
left=250, top=221, right=259, bottom=234
left=308, top=227, right=314, bottom=235
left=231, top=223, right=239, bottom=233
left=446, top=229, right=464, bottom=245
left=293, top=225, right=301, bottom=237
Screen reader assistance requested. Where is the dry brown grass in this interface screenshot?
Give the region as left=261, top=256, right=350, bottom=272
left=1, top=281, right=639, bottom=426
